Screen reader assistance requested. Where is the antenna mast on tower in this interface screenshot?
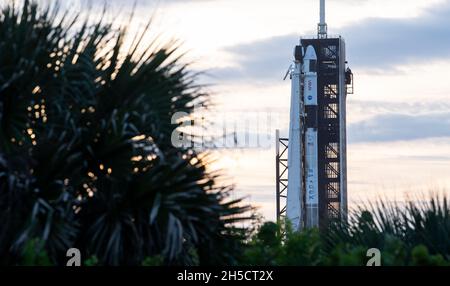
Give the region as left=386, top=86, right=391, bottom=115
left=318, top=0, right=327, bottom=38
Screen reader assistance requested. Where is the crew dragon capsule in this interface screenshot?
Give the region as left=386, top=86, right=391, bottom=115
left=303, top=45, right=319, bottom=228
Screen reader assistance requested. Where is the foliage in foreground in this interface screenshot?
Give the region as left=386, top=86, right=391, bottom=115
left=3, top=1, right=450, bottom=267
left=242, top=196, right=450, bottom=266
left=0, top=1, right=250, bottom=266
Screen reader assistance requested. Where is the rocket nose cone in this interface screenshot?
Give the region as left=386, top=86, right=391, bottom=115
left=304, top=45, right=317, bottom=60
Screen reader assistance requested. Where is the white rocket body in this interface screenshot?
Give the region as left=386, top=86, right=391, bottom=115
left=303, top=45, right=319, bottom=228
left=286, top=56, right=303, bottom=231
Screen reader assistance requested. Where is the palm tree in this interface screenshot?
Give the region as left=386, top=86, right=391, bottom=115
left=0, top=1, right=251, bottom=266
left=325, top=196, right=450, bottom=265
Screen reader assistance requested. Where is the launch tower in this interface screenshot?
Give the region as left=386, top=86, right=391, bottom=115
left=276, top=0, right=354, bottom=230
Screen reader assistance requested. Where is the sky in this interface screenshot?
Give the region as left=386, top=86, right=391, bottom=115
left=65, top=0, right=450, bottom=221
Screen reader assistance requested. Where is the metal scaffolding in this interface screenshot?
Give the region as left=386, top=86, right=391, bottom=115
left=301, top=37, right=348, bottom=226
left=275, top=130, right=289, bottom=224
left=276, top=38, right=353, bottom=229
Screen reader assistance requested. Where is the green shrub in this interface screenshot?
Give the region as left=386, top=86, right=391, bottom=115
left=242, top=222, right=324, bottom=266
left=243, top=195, right=450, bottom=266
left=142, top=256, right=164, bottom=266
left=20, top=239, right=52, bottom=266
left=326, top=196, right=450, bottom=265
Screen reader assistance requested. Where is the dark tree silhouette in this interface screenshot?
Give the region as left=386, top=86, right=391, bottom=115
left=0, top=1, right=250, bottom=266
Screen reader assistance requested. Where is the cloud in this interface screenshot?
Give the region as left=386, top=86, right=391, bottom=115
left=214, top=0, right=450, bottom=82
left=395, top=155, right=450, bottom=162
left=267, top=100, right=450, bottom=144
left=211, top=34, right=298, bottom=83
left=348, top=100, right=450, bottom=121
left=346, top=1, right=450, bottom=69
left=348, top=112, right=450, bottom=143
